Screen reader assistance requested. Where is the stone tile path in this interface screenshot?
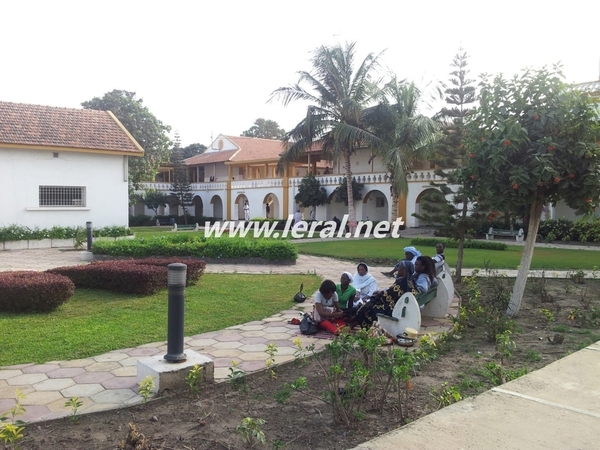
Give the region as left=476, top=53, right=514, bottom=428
left=0, top=248, right=456, bottom=424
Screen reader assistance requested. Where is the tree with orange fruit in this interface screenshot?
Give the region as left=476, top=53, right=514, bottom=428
left=463, top=65, right=600, bottom=316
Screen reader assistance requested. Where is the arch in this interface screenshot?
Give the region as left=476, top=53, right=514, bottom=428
left=362, top=189, right=388, bottom=222
left=262, top=193, right=280, bottom=220
left=192, top=195, right=204, bottom=218
left=326, top=191, right=354, bottom=222
left=164, top=195, right=179, bottom=216
left=210, top=195, right=223, bottom=220
left=413, top=188, right=440, bottom=227
left=130, top=194, right=146, bottom=216
left=234, top=193, right=249, bottom=220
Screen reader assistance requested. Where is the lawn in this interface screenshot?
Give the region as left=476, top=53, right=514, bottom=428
left=0, top=273, right=321, bottom=366
left=295, top=238, right=600, bottom=270
left=128, top=227, right=600, bottom=270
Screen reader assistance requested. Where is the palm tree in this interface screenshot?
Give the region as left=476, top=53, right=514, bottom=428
left=270, top=42, right=386, bottom=226
left=364, top=78, right=439, bottom=221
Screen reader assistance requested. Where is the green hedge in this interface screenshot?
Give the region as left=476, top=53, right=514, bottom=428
left=411, top=237, right=508, bottom=251
left=0, top=271, right=75, bottom=313
left=48, top=258, right=206, bottom=295
left=0, top=224, right=131, bottom=242
left=92, top=235, right=298, bottom=261
left=537, top=218, right=600, bottom=243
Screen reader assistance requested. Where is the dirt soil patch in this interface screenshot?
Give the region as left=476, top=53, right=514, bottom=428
left=14, top=275, right=600, bottom=450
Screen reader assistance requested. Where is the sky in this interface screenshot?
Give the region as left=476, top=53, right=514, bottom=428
left=2, top=0, right=598, bottom=147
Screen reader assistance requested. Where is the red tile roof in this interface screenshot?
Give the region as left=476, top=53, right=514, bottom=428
left=0, top=101, right=144, bottom=155
left=184, top=136, right=288, bottom=166
left=185, top=149, right=238, bottom=165
left=225, top=135, right=287, bottom=162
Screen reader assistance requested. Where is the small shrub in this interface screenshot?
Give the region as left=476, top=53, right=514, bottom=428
left=48, top=258, right=206, bottom=295
left=185, top=365, right=204, bottom=396
left=48, top=263, right=167, bottom=295
left=236, top=417, right=266, bottom=445
left=0, top=390, right=26, bottom=447
left=65, top=397, right=83, bottom=423
left=0, top=271, right=74, bottom=313
left=138, top=376, right=155, bottom=404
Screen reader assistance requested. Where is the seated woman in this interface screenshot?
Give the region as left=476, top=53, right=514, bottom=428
left=347, top=260, right=414, bottom=330
left=381, top=246, right=420, bottom=278
left=412, top=256, right=437, bottom=294
left=336, top=272, right=357, bottom=310
left=352, top=262, right=378, bottom=308
left=313, top=279, right=346, bottom=335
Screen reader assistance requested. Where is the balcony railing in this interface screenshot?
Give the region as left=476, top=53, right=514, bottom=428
left=139, top=170, right=444, bottom=193
left=231, top=179, right=284, bottom=189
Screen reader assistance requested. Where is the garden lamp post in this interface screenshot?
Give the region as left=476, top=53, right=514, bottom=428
left=164, top=263, right=187, bottom=362
left=86, top=221, right=93, bottom=252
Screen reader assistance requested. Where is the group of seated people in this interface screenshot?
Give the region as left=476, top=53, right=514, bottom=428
left=313, top=244, right=446, bottom=335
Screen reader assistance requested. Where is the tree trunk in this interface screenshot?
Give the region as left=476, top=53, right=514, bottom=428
left=344, top=150, right=356, bottom=229
left=390, top=193, right=398, bottom=222
left=506, top=198, right=544, bottom=317
left=454, top=200, right=468, bottom=284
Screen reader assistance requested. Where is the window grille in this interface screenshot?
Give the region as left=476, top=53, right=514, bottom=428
left=39, top=186, right=86, bottom=207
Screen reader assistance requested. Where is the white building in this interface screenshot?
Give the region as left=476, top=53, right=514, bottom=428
left=0, top=101, right=144, bottom=229
left=134, top=134, right=443, bottom=227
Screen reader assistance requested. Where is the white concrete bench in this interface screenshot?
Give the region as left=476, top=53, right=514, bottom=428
left=422, top=266, right=454, bottom=319
left=486, top=227, right=524, bottom=242
left=172, top=223, right=200, bottom=231
left=377, top=264, right=455, bottom=337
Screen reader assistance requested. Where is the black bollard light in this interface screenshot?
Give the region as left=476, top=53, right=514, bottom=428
left=164, top=263, right=187, bottom=362
left=86, top=221, right=93, bottom=252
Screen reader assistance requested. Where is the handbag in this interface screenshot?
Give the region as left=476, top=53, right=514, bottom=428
left=293, top=283, right=307, bottom=303
left=299, top=312, right=318, bottom=335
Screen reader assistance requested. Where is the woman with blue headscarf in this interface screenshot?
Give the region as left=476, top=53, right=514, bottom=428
left=347, top=260, right=416, bottom=330
left=381, top=246, right=420, bottom=278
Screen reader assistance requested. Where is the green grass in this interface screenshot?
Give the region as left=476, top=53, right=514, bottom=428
left=130, top=226, right=202, bottom=238
left=295, top=238, right=600, bottom=270
left=0, top=274, right=321, bottom=366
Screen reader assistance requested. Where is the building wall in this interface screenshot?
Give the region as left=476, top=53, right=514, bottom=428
left=0, top=148, right=129, bottom=229
left=552, top=200, right=600, bottom=221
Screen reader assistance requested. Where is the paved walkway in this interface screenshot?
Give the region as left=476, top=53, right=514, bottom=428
left=1, top=236, right=599, bottom=449
left=0, top=249, right=456, bottom=424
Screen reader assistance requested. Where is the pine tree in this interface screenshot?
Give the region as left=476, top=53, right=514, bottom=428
left=414, top=47, right=479, bottom=282
left=170, top=133, right=194, bottom=224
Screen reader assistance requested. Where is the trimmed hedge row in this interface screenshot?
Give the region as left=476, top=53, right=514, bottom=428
left=48, top=258, right=207, bottom=295
left=91, top=235, right=298, bottom=261
left=0, top=224, right=131, bottom=242
left=0, top=271, right=75, bottom=313
left=411, top=237, right=508, bottom=251
left=537, top=218, right=600, bottom=243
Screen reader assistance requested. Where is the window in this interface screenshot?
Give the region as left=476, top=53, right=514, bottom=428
left=39, top=186, right=86, bottom=207
left=375, top=197, right=385, bottom=208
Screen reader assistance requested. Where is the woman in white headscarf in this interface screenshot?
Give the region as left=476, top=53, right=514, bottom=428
left=347, top=260, right=416, bottom=330
left=352, top=262, right=378, bottom=308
